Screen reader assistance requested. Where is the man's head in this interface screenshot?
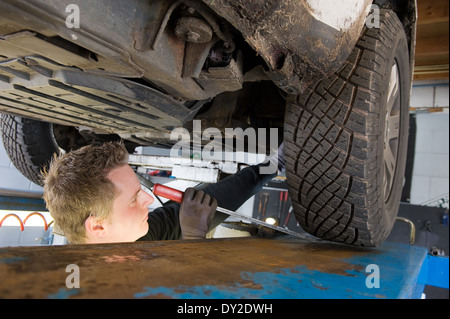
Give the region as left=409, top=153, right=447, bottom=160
left=43, top=141, right=153, bottom=244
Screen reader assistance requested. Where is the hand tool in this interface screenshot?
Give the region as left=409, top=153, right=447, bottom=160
left=278, top=191, right=288, bottom=219
left=152, top=183, right=320, bottom=242
left=258, top=192, right=270, bottom=219
left=282, top=191, right=289, bottom=214
left=277, top=191, right=283, bottom=219
left=283, top=206, right=293, bottom=228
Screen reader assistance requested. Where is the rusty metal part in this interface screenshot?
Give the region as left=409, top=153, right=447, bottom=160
left=195, top=91, right=237, bottom=130
left=181, top=0, right=235, bottom=51
left=174, top=16, right=213, bottom=43
left=181, top=39, right=218, bottom=78
left=197, top=51, right=243, bottom=93
left=395, top=217, right=416, bottom=245
left=151, top=0, right=182, bottom=50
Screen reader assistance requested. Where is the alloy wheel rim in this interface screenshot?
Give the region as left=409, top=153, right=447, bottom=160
left=383, top=61, right=401, bottom=201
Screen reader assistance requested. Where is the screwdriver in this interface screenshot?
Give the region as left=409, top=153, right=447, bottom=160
left=258, top=192, right=270, bottom=219
left=277, top=191, right=288, bottom=219
left=152, top=183, right=320, bottom=242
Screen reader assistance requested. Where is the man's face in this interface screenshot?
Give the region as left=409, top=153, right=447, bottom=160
left=104, top=164, right=154, bottom=242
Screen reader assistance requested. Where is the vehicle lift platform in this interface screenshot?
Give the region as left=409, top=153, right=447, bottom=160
left=0, top=236, right=445, bottom=299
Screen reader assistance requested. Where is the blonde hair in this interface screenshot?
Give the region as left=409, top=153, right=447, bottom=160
left=43, top=141, right=129, bottom=244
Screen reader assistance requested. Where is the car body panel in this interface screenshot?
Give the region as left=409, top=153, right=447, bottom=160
left=305, top=0, right=371, bottom=32
left=201, top=0, right=372, bottom=93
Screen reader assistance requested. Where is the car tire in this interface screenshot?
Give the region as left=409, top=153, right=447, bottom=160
left=284, top=10, right=411, bottom=247
left=1, top=114, right=60, bottom=186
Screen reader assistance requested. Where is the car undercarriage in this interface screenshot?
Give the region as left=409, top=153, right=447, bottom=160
left=0, top=0, right=417, bottom=246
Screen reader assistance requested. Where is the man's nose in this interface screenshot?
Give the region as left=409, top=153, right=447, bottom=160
left=142, top=191, right=154, bottom=207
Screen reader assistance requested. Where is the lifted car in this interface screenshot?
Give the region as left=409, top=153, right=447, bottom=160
left=0, top=0, right=417, bottom=246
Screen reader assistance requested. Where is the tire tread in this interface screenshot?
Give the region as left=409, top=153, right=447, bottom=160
left=285, top=10, right=409, bottom=246
left=1, top=114, right=57, bottom=186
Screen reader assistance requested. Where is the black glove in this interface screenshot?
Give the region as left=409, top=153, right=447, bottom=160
left=180, top=188, right=217, bottom=239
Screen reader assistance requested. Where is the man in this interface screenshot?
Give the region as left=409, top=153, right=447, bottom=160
left=43, top=141, right=282, bottom=244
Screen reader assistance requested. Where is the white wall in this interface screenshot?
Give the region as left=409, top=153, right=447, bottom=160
left=410, top=85, right=450, bottom=109
left=409, top=83, right=449, bottom=205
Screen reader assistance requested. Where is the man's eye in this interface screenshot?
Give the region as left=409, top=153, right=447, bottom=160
left=130, top=195, right=139, bottom=205
left=130, top=189, right=143, bottom=204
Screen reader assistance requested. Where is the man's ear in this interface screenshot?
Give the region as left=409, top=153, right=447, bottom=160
left=85, top=215, right=107, bottom=238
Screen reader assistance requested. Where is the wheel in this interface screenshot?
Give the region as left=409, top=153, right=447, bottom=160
left=284, top=10, right=411, bottom=247
left=1, top=114, right=60, bottom=186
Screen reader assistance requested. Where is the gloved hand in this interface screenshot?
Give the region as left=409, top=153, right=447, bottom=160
left=180, top=188, right=217, bottom=239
